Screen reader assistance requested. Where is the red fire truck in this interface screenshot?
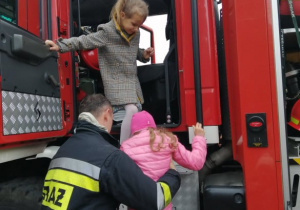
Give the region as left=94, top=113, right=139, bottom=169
left=0, top=0, right=298, bottom=209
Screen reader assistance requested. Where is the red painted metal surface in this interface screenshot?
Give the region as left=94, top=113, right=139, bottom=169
left=53, top=0, right=74, bottom=134
left=280, top=0, right=300, bottom=15
left=17, top=0, right=27, bottom=29
left=18, top=0, right=39, bottom=36
left=27, top=0, right=39, bottom=36
left=173, top=0, right=221, bottom=131
left=222, top=0, right=283, bottom=209
left=175, top=0, right=194, bottom=129
left=197, top=0, right=221, bottom=126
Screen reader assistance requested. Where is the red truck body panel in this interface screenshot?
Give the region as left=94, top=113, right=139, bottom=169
left=222, top=0, right=284, bottom=209
left=175, top=0, right=221, bottom=129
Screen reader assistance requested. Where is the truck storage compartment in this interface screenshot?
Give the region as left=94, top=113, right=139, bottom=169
left=280, top=2, right=300, bottom=208
left=283, top=30, right=300, bottom=158
left=202, top=172, right=245, bottom=210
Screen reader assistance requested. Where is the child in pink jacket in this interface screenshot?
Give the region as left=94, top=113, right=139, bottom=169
left=120, top=111, right=207, bottom=210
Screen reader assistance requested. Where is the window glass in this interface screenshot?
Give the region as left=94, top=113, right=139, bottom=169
left=0, top=0, right=16, bottom=24
left=138, top=14, right=169, bottom=66
left=0, top=0, right=50, bottom=39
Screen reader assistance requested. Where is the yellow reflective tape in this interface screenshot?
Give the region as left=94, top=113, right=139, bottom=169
left=253, top=143, right=262, bottom=147
left=159, top=182, right=171, bottom=207
left=42, top=181, right=73, bottom=210
left=45, top=169, right=99, bottom=192
left=291, top=116, right=299, bottom=125
left=294, top=158, right=300, bottom=165
left=49, top=157, right=100, bottom=180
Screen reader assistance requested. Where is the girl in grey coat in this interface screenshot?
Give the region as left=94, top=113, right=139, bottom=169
left=45, top=0, right=154, bottom=142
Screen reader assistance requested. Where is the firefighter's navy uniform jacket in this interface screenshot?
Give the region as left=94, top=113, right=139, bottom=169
left=41, top=120, right=181, bottom=210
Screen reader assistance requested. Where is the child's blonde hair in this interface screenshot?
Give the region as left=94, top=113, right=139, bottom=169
left=148, top=127, right=178, bottom=152
left=110, top=0, right=149, bottom=25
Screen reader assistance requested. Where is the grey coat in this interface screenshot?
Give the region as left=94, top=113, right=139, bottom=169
left=57, top=20, right=148, bottom=105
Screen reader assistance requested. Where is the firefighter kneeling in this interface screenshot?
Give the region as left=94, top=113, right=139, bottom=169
left=41, top=94, right=181, bottom=210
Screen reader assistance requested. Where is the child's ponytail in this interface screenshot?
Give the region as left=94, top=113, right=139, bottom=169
left=149, top=128, right=178, bottom=152
left=110, top=0, right=126, bottom=24
left=110, top=0, right=149, bottom=25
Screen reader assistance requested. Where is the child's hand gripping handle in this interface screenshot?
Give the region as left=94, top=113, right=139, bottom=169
left=193, top=122, right=205, bottom=137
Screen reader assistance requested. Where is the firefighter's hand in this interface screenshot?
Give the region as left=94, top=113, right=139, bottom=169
left=143, top=47, right=154, bottom=60
left=193, top=122, right=205, bottom=137
left=45, top=40, right=60, bottom=52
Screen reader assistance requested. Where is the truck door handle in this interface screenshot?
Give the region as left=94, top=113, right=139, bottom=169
left=11, top=34, right=57, bottom=63
left=45, top=73, right=60, bottom=88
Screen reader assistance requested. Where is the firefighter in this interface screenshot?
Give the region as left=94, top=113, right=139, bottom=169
left=41, top=94, right=180, bottom=210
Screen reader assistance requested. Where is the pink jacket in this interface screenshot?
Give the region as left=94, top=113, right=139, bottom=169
left=120, top=129, right=207, bottom=210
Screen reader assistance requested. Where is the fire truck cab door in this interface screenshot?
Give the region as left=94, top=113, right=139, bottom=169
left=0, top=19, right=62, bottom=136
